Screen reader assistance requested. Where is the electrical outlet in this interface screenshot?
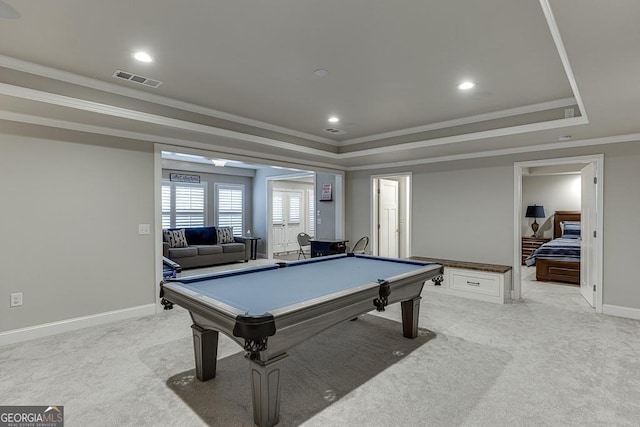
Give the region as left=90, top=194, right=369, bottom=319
left=138, top=224, right=150, bottom=235
left=10, top=292, right=23, bottom=307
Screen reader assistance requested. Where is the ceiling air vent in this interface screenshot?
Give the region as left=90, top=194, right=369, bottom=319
left=113, top=70, right=163, bottom=88
left=323, top=127, right=346, bottom=135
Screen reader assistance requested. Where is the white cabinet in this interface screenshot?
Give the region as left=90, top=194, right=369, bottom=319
left=419, top=260, right=512, bottom=304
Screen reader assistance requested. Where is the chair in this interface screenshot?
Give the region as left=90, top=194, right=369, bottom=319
left=297, top=232, right=312, bottom=259
left=349, top=236, right=369, bottom=254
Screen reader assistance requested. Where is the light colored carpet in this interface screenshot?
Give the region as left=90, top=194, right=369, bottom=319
left=1, top=265, right=639, bottom=426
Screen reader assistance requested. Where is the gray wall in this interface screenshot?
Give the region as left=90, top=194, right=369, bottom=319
left=522, top=174, right=581, bottom=238
left=3, top=129, right=639, bottom=334
left=346, top=142, right=640, bottom=311
left=0, top=134, right=155, bottom=332
left=314, top=172, right=337, bottom=239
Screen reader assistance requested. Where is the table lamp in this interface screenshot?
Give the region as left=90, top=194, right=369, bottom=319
left=525, top=205, right=546, bottom=237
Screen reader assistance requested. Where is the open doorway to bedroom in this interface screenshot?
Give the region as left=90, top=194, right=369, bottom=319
left=513, top=155, right=603, bottom=313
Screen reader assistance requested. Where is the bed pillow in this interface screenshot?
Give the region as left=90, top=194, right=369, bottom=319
left=561, top=221, right=581, bottom=239
left=163, top=229, right=189, bottom=248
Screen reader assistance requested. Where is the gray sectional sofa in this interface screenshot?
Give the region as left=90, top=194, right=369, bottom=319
left=162, top=226, right=250, bottom=269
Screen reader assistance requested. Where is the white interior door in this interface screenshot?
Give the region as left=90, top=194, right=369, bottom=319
left=378, top=178, right=399, bottom=257
left=580, top=163, right=596, bottom=307
left=272, top=190, right=304, bottom=253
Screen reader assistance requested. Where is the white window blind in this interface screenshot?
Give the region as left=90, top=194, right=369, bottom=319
left=307, top=189, right=315, bottom=236
left=272, top=193, right=284, bottom=224
left=217, top=184, right=244, bottom=236
left=289, top=194, right=301, bottom=224
left=162, top=183, right=171, bottom=229
left=162, top=180, right=206, bottom=229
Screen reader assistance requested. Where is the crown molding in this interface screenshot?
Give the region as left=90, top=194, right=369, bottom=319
left=338, top=116, right=588, bottom=159
left=0, top=82, right=340, bottom=159
left=346, top=133, right=640, bottom=171
left=0, top=82, right=588, bottom=162
left=0, top=54, right=338, bottom=145
left=0, top=109, right=347, bottom=171
left=340, top=97, right=578, bottom=146
left=4, top=107, right=635, bottom=172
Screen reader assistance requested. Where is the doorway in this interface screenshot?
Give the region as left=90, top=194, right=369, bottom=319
left=272, top=189, right=306, bottom=254
left=513, top=155, right=603, bottom=312
left=267, top=174, right=315, bottom=258
left=371, top=173, right=412, bottom=258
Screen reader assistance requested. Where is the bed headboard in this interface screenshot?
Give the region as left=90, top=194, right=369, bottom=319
left=554, top=211, right=581, bottom=239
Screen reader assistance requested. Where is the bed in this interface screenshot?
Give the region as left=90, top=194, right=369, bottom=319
left=525, top=211, right=581, bottom=285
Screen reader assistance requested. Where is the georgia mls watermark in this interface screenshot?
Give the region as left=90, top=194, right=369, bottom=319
left=0, top=406, right=63, bottom=427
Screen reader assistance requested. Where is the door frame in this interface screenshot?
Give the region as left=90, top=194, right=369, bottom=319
left=266, top=173, right=315, bottom=259
left=370, top=173, right=412, bottom=257
left=513, top=154, right=604, bottom=312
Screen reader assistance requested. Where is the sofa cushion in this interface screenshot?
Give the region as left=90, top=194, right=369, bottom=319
left=184, top=226, right=217, bottom=245
left=168, top=247, right=198, bottom=258
left=193, top=245, right=223, bottom=255
left=163, top=229, right=188, bottom=248
left=217, top=227, right=235, bottom=244
left=221, top=243, right=245, bottom=253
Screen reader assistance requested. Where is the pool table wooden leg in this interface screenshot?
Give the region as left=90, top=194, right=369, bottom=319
left=191, top=324, right=218, bottom=381
left=248, top=353, right=288, bottom=427
left=401, top=296, right=422, bottom=338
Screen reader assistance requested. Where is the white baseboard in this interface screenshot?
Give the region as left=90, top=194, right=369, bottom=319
left=0, top=304, right=157, bottom=346
left=602, top=304, right=640, bottom=321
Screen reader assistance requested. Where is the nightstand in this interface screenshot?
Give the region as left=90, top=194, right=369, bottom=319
left=522, top=237, right=551, bottom=265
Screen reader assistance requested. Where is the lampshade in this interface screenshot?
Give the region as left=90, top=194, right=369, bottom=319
left=525, top=205, right=545, bottom=218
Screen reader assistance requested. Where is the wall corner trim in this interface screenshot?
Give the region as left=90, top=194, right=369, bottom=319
left=0, top=304, right=156, bottom=346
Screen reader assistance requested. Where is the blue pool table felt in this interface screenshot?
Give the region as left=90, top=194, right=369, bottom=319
left=175, top=256, right=432, bottom=315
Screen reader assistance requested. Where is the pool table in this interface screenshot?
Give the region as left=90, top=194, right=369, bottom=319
left=160, top=253, right=443, bottom=427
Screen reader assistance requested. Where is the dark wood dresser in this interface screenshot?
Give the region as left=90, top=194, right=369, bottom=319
left=521, top=237, right=551, bottom=265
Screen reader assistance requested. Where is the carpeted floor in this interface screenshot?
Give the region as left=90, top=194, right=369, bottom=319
left=1, top=264, right=639, bottom=426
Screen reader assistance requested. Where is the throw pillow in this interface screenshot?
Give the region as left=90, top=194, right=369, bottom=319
left=163, top=229, right=188, bottom=248
left=216, top=227, right=235, bottom=244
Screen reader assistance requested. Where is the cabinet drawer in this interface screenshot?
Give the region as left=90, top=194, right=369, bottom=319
left=449, top=270, right=500, bottom=297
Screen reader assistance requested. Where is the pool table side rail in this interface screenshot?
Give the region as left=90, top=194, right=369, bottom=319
left=167, top=263, right=281, bottom=284
left=287, top=252, right=437, bottom=267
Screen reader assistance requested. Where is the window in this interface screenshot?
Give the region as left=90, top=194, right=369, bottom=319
left=216, top=184, right=244, bottom=236
left=307, top=189, right=315, bottom=236
left=272, top=192, right=284, bottom=225
left=162, top=180, right=206, bottom=228
left=288, top=193, right=301, bottom=224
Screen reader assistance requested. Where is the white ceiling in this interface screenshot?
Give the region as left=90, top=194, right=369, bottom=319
left=1, top=0, right=639, bottom=170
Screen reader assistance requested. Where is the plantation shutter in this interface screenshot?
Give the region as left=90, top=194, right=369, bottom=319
left=162, top=180, right=206, bottom=229
left=217, top=184, right=244, bottom=236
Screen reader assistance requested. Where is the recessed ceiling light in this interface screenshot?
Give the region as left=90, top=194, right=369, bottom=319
left=212, top=159, right=227, bottom=167
left=132, top=51, right=154, bottom=63
left=457, top=81, right=476, bottom=90
left=328, top=116, right=340, bottom=123
left=314, top=69, right=328, bottom=77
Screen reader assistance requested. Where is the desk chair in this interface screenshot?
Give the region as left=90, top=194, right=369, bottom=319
left=297, top=232, right=312, bottom=259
